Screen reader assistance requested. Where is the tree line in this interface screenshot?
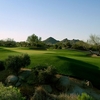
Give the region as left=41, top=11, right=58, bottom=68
left=0, top=34, right=100, bottom=55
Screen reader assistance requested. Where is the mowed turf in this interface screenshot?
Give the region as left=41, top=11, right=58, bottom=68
left=0, top=47, right=100, bottom=88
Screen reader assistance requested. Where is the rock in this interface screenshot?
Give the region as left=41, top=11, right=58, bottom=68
left=56, top=76, right=70, bottom=92
left=5, top=75, right=18, bottom=86
left=15, top=81, right=21, bottom=87
left=42, top=85, right=52, bottom=93
left=68, top=85, right=85, bottom=94
left=18, top=70, right=31, bottom=81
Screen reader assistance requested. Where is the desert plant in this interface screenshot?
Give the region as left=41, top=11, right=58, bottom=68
left=37, top=66, right=57, bottom=83
left=0, top=60, right=5, bottom=71
left=0, top=82, right=25, bottom=100
left=4, top=54, right=30, bottom=75
left=19, top=85, right=35, bottom=99
left=38, top=66, right=57, bottom=84
left=31, top=86, right=57, bottom=100
left=58, top=93, right=78, bottom=100
left=21, top=54, right=30, bottom=67
left=27, top=65, right=57, bottom=85
left=78, top=93, right=94, bottom=100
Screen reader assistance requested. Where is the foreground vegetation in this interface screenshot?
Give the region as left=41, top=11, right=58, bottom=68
left=0, top=82, right=25, bottom=100
left=0, top=65, right=95, bottom=100
left=0, top=82, right=95, bottom=100
left=0, top=47, right=100, bottom=89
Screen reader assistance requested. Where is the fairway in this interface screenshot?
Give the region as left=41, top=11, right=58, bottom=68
left=0, top=47, right=100, bottom=88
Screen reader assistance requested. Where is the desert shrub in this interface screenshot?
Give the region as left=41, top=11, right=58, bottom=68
left=20, top=85, right=35, bottom=99
left=0, top=70, right=13, bottom=83
left=21, top=54, right=30, bottom=67
left=5, top=55, right=21, bottom=74
left=57, top=93, right=95, bottom=100
left=31, top=86, right=57, bottom=100
left=78, top=93, right=94, bottom=100
left=27, top=65, right=57, bottom=85
left=0, top=60, right=5, bottom=71
left=58, top=93, right=78, bottom=100
left=38, top=66, right=57, bottom=84
left=0, top=82, right=25, bottom=100
left=26, top=71, right=37, bottom=84
left=4, top=54, right=30, bottom=74
left=36, top=66, right=57, bottom=84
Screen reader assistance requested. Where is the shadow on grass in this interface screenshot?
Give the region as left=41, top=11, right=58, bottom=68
left=0, top=47, right=17, bottom=53
left=57, top=56, right=100, bottom=89
left=44, top=53, right=55, bottom=54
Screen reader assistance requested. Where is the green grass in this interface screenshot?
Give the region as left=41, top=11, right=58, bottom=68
left=0, top=47, right=100, bottom=88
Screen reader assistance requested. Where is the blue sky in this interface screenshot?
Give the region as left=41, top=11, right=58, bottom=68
left=0, top=0, right=100, bottom=41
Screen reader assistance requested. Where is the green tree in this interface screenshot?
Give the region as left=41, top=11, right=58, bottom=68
left=0, top=38, right=16, bottom=47
left=0, top=40, right=5, bottom=46
left=17, top=41, right=28, bottom=47
left=27, top=34, right=41, bottom=47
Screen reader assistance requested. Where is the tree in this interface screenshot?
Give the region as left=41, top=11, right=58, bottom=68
left=27, top=34, right=41, bottom=47
left=88, top=34, right=100, bottom=55
left=0, top=40, right=5, bottom=46
left=72, top=41, right=88, bottom=50
left=0, top=38, right=16, bottom=47
left=16, top=41, right=28, bottom=47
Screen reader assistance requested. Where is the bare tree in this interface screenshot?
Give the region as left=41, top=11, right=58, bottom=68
left=88, top=34, right=100, bottom=55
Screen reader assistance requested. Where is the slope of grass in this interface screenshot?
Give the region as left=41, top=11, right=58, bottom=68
left=0, top=47, right=100, bottom=88
left=0, top=47, right=19, bottom=60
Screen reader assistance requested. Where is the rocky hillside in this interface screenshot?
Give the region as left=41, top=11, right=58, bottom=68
left=43, top=37, right=80, bottom=44
left=43, top=37, right=59, bottom=44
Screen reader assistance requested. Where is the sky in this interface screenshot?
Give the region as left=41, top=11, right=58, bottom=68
left=0, top=0, right=100, bottom=42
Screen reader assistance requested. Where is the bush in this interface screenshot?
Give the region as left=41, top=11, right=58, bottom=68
left=78, top=93, right=94, bottom=100
left=27, top=66, right=57, bottom=84
left=4, top=54, right=30, bottom=75
left=57, top=93, right=94, bottom=100
left=5, top=55, right=21, bottom=74
left=38, top=66, right=57, bottom=84
left=0, top=82, right=25, bottom=100
left=0, top=60, right=5, bottom=71
left=31, top=86, right=57, bottom=100
left=58, top=93, right=78, bottom=100
left=20, top=85, right=35, bottom=99
left=21, top=54, right=30, bottom=67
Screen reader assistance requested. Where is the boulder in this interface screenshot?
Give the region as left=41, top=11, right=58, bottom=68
left=18, top=70, right=31, bottom=81
left=56, top=76, right=70, bottom=92
left=15, top=81, right=21, bottom=87
left=42, top=85, right=52, bottom=93
left=5, top=75, right=18, bottom=86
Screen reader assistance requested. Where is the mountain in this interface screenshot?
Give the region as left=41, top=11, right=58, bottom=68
left=61, top=38, right=69, bottom=43
left=70, top=39, right=80, bottom=44
left=43, top=37, right=80, bottom=45
left=43, top=37, right=59, bottom=44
